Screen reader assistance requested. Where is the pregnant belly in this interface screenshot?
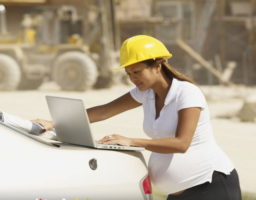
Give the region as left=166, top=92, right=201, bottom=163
left=148, top=151, right=213, bottom=194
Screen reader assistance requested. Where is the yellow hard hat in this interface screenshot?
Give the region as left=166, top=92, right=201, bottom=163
left=118, top=35, right=172, bottom=69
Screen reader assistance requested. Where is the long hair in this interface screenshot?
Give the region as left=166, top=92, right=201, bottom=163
left=141, top=59, right=193, bottom=83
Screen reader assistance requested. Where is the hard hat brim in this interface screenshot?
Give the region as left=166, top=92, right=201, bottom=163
left=114, top=54, right=172, bottom=70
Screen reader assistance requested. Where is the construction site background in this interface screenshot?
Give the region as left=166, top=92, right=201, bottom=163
left=0, top=0, right=255, bottom=199
left=0, top=0, right=255, bottom=88
left=117, top=0, right=256, bottom=86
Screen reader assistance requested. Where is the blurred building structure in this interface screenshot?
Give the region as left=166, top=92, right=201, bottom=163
left=116, top=0, right=256, bottom=85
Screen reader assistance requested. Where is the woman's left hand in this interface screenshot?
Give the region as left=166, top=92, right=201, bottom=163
left=98, top=134, right=133, bottom=146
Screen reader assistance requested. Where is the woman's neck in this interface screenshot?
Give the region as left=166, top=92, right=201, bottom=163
left=152, top=75, right=173, bottom=102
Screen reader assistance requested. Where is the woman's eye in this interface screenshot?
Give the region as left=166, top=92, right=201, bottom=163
left=126, top=70, right=141, bottom=76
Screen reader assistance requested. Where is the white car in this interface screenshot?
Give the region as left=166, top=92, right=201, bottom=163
left=0, top=123, right=152, bottom=200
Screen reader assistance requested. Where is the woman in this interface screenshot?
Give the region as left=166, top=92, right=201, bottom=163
left=36, top=35, right=242, bottom=200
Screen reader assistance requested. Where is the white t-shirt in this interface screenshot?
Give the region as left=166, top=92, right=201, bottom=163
left=130, top=78, right=234, bottom=194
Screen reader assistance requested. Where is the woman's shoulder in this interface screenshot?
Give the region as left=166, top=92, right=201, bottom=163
left=174, top=79, right=207, bottom=110
left=176, top=79, right=203, bottom=95
left=130, top=87, right=153, bottom=103
left=130, top=87, right=153, bottom=96
left=176, top=78, right=198, bottom=88
left=174, top=79, right=206, bottom=101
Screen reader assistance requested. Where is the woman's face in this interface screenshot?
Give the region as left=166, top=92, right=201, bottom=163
left=125, top=62, right=159, bottom=91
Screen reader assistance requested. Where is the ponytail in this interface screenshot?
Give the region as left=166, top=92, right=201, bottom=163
left=161, top=60, right=193, bottom=83
left=141, top=59, right=193, bottom=83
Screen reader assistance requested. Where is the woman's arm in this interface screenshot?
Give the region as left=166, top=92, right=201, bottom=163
left=99, top=107, right=201, bottom=153
left=33, top=92, right=141, bottom=130
left=87, top=92, right=141, bottom=123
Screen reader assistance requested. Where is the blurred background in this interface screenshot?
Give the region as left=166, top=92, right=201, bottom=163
left=0, top=0, right=255, bottom=199
left=0, top=0, right=255, bottom=91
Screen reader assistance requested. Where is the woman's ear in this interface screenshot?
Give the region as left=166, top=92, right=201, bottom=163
left=154, top=59, right=164, bottom=73
left=156, top=63, right=162, bottom=73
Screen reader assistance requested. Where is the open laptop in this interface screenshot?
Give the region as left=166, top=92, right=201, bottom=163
left=45, top=96, right=144, bottom=151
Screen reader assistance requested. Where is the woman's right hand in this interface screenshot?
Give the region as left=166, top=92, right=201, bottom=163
left=32, top=119, right=54, bottom=131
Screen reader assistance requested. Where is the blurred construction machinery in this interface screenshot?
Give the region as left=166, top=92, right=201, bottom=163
left=0, top=0, right=255, bottom=91
left=0, top=0, right=118, bottom=91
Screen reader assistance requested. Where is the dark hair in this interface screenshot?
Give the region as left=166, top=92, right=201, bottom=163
left=141, top=59, right=193, bottom=83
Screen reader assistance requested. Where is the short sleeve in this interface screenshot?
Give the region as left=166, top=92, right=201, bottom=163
left=130, top=87, right=147, bottom=104
left=176, top=83, right=206, bottom=111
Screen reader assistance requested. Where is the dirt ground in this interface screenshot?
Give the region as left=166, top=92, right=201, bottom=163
left=1, top=82, right=255, bottom=195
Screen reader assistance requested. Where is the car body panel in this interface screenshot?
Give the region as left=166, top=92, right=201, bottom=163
left=0, top=125, right=150, bottom=200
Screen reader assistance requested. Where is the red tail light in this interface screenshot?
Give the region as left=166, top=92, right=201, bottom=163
left=142, top=175, right=152, bottom=194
